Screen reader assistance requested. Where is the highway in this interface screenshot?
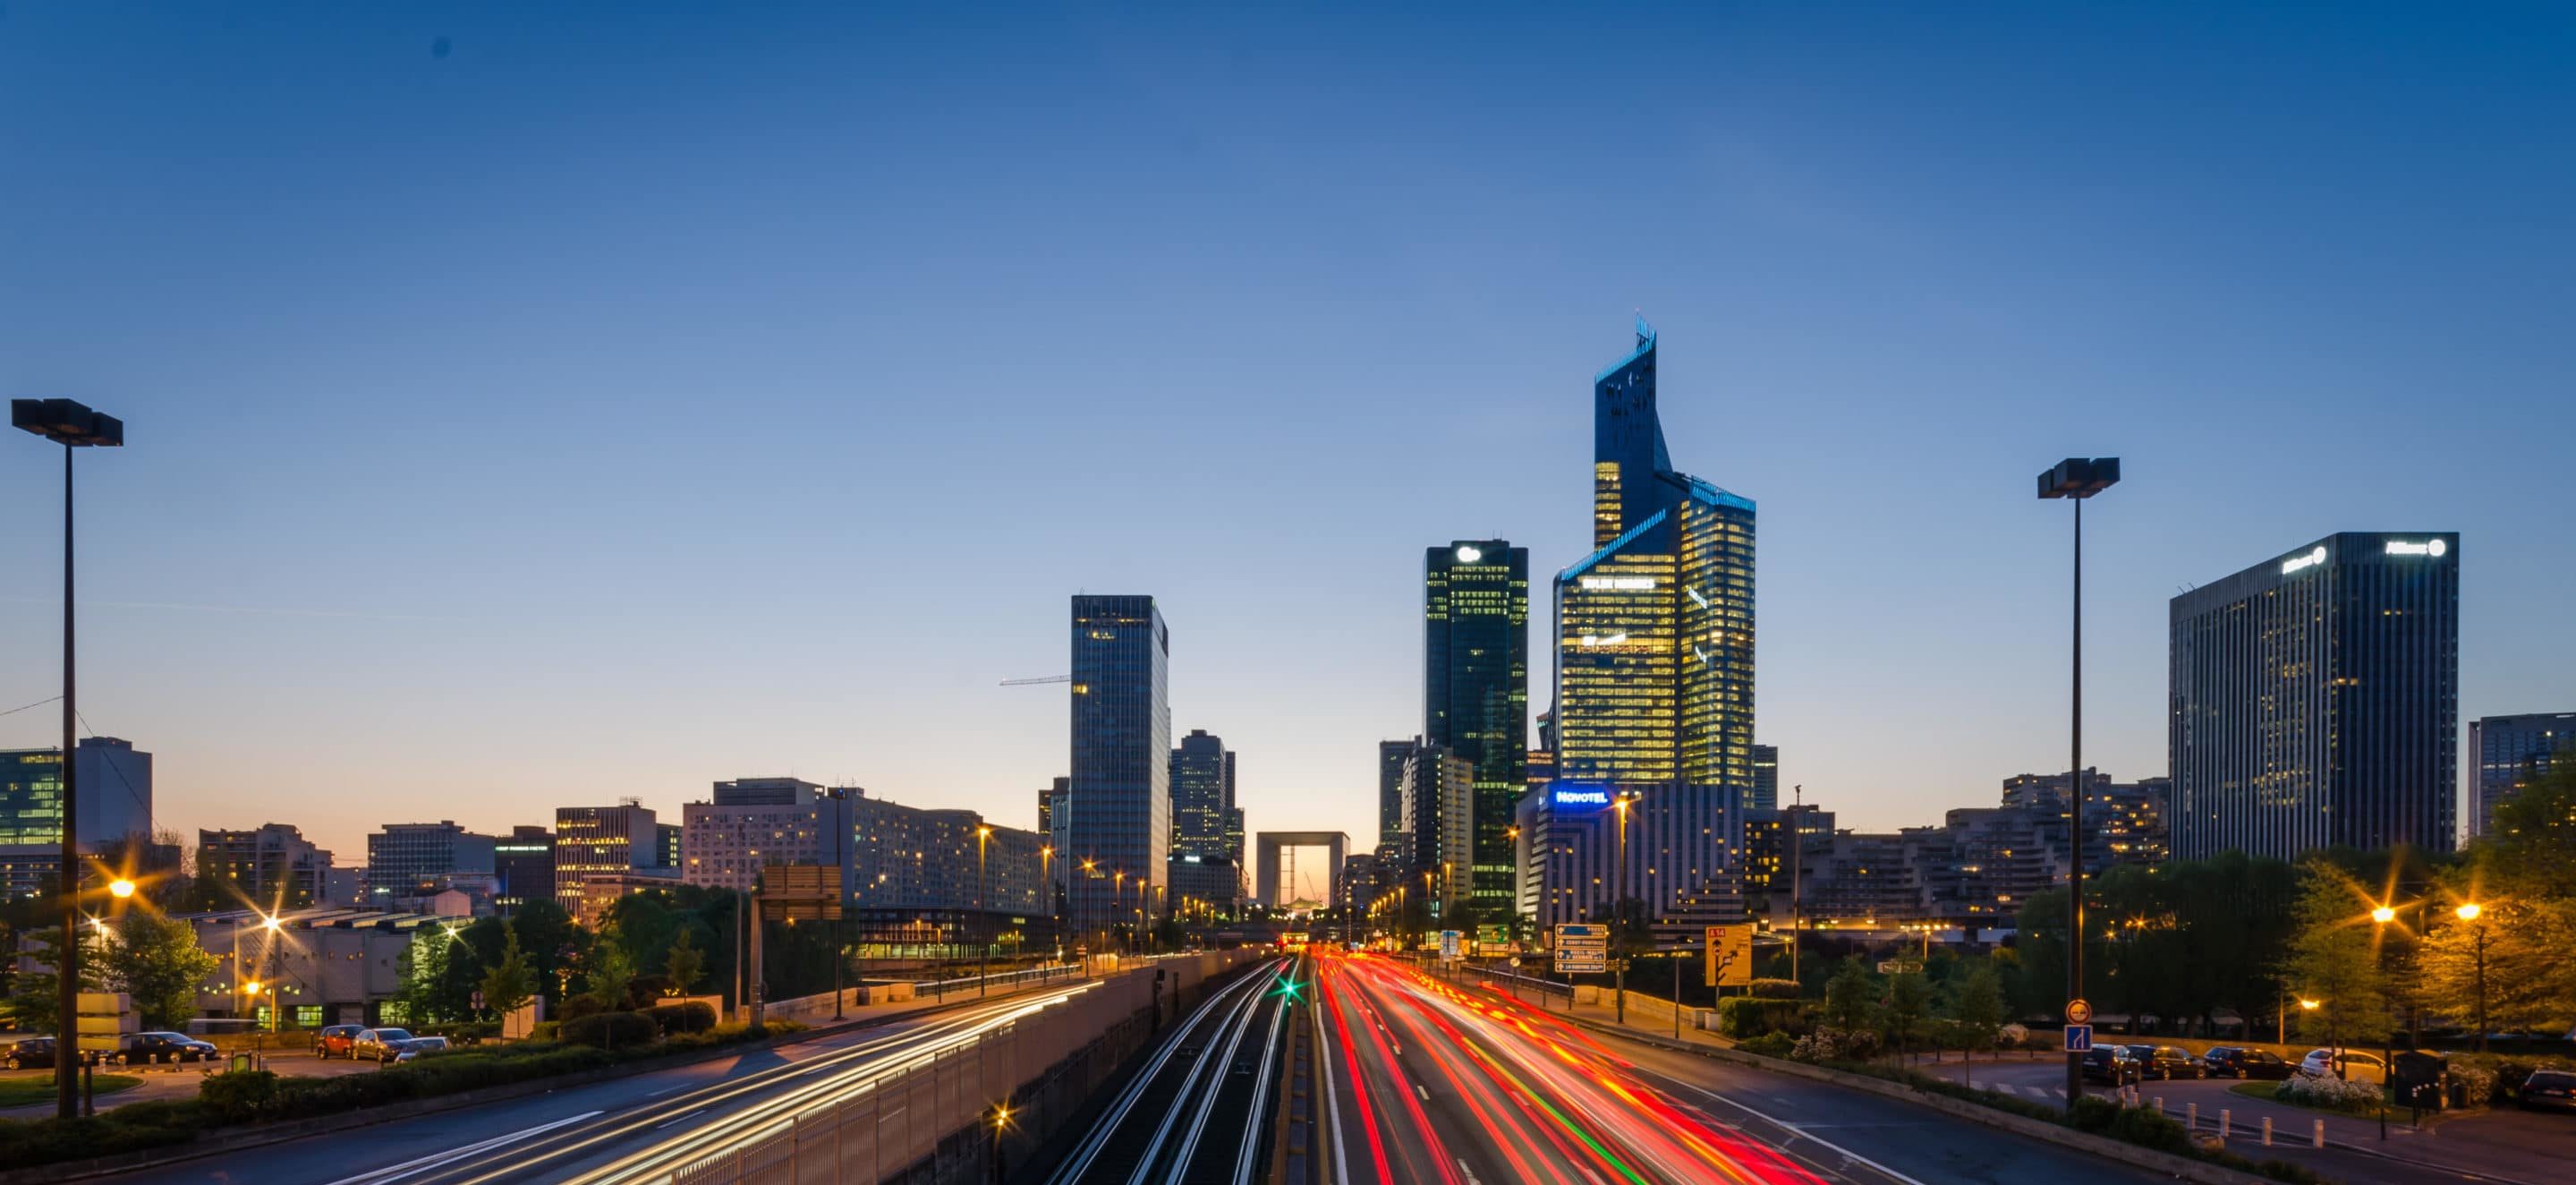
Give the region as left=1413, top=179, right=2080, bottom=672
left=1314, top=951, right=2174, bottom=1185
left=94, top=978, right=1114, bottom=1185
left=1042, top=956, right=1294, bottom=1185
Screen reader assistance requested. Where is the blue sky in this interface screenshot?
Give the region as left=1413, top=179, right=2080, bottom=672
left=4, top=3, right=2571, bottom=861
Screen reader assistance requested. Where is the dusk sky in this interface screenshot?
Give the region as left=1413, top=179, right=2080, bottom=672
left=4, top=3, right=2570, bottom=864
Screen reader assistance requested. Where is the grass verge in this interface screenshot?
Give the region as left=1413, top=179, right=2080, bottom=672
left=0, top=1074, right=141, bottom=1108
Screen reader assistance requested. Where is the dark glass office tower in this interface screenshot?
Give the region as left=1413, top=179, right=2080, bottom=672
left=1169, top=729, right=1237, bottom=862
left=2170, top=533, right=2460, bottom=862
left=1377, top=739, right=1415, bottom=855
left=2469, top=712, right=2575, bottom=839
left=1424, top=541, right=1529, bottom=919
left=1751, top=745, right=1779, bottom=811
left=1070, top=595, right=1171, bottom=936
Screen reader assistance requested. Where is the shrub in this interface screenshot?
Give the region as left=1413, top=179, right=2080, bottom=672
left=652, top=1001, right=718, bottom=1036
left=1790, top=1027, right=1880, bottom=1063
left=197, top=1070, right=283, bottom=1123
left=2451, top=1065, right=2497, bottom=1107
left=1737, top=1032, right=1796, bottom=1059
left=2104, top=1105, right=2194, bottom=1155
left=2275, top=1073, right=2383, bottom=1113
left=1746, top=977, right=1802, bottom=999
left=1715, top=997, right=1805, bottom=1038
left=561, top=1010, right=660, bottom=1049
left=2064, top=1095, right=2124, bottom=1133
left=531, top=1020, right=561, bottom=1042
left=1998, top=1023, right=2028, bottom=1047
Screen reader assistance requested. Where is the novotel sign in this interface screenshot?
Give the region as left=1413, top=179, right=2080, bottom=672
left=1552, top=789, right=1612, bottom=807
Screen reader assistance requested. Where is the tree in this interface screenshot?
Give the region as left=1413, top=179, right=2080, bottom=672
left=481, top=926, right=536, bottom=1019
left=586, top=941, right=637, bottom=1011
left=2282, top=859, right=2389, bottom=1048
left=2416, top=896, right=2576, bottom=1037
left=1822, top=957, right=1876, bottom=1036
left=1877, top=971, right=1933, bottom=1066
left=1948, top=964, right=2009, bottom=1085
left=665, top=926, right=706, bottom=995
left=106, top=912, right=218, bottom=1030
left=3, top=928, right=104, bottom=1033
left=2488, top=760, right=2576, bottom=898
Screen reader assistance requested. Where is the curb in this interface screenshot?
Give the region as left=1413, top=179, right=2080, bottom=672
left=0, top=981, right=1071, bottom=1185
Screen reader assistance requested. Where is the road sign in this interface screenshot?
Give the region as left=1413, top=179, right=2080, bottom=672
left=1440, top=930, right=1461, bottom=960
left=1704, top=925, right=1753, bottom=987
left=1508, top=956, right=1521, bottom=968
left=2064, top=998, right=2093, bottom=1026
left=2064, top=1024, right=2093, bottom=1053
left=1554, top=924, right=1608, bottom=974
left=760, top=864, right=845, bottom=921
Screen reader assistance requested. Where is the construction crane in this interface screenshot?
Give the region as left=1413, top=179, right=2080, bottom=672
left=999, top=675, right=1071, bottom=686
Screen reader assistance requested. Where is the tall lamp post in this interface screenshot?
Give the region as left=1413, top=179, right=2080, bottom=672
left=976, top=825, right=991, bottom=996
left=2036, top=455, right=2119, bottom=1110
left=13, top=397, right=124, bottom=1121
left=2454, top=902, right=2488, bottom=1053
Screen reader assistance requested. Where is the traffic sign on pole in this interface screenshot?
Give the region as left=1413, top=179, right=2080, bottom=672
left=2064, top=998, right=2093, bottom=1026
left=2064, top=1024, right=2093, bottom=1053
left=1554, top=924, right=1608, bottom=974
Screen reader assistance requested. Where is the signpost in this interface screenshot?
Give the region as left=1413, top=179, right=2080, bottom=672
left=2064, top=998, right=2093, bottom=1026
left=1704, top=925, right=1752, bottom=989
left=1553, top=924, right=1607, bottom=975
left=2064, top=1024, right=2093, bottom=1053
left=1439, top=930, right=1461, bottom=962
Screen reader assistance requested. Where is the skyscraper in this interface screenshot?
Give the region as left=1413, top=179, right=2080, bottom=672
left=2170, top=533, right=2460, bottom=862
left=1169, top=729, right=1237, bottom=862
left=1424, top=540, right=1529, bottom=921
left=2468, top=712, right=2575, bottom=840
left=0, top=737, right=154, bottom=901
left=1547, top=320, right=1757, bottom=932
left=553, top=804, right=661, bottom=910
left=1376, top=739, right=1415, bottom=854
left=1069, top=595, right=1171, bottom=937
left=1751, top=745, right=1779, bottom=812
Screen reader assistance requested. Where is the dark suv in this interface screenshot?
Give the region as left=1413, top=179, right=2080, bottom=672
left=2202, top=1046, right=2293, bottom=1080
left=115, top=1032, right=219, bottom=1065
left=2121, top=1044, right=2204, bottom=1080
left=2079, top=1046, right=2139, bottom=1085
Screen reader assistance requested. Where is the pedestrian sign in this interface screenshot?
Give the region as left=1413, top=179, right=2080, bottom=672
left=2064, top=1024, right=2093, bottom=1053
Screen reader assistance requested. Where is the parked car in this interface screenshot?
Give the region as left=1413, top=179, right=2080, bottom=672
left=2202, top=1047, right=2296, bottom=1079
left=2079, top=1046, right=2139, bottom=1085
left=2517, top=1070, right=2576, bottom=1113
left=2297, top=1048, right=2388, bottom=1085
left=315, top=1024, right=365, bottom=1059
left=3, top=1036, right=100, bottom=1070
left=352, top=1027, right=443, bottom=1063
left=2119, top=1044, right=2204, bottom=1080
left=115, top=1032, right=219, bottom=1065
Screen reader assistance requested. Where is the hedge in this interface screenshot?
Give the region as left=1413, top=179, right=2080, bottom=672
left=562, top=1011, right=659, bottom=1049
left=652, top=1001, right=718, bottom=1035
left=1714, top=996, right=1807, bottom=1038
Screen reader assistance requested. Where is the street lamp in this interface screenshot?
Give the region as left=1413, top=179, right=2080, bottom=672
left=976, top=825, right=991, bottom=996
left=107, top=878, right=136, bottom=900
left=13, top=397, right=123, bottom=1121
left=2036, top=455, right=2120, bottom=1110
left=2454, top=902, right=2488, bottom=1052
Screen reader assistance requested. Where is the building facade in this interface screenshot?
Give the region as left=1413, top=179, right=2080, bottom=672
left=1751, top=745, right=1779, bottom=812
left=1424, top=540, right=1530, bottom=922
left=1169, top=729, right=1239, bottom=864
left=363, top=822, right=497, bottom=905
left=1376, top=739, right=1414, bottom=854
left=0, top=737, right=154, bottom=901
left=846, top=791, right=1051, bottom=956
left=680, top=778, right=850, bottom=896
left=198, top=823, right=346, bottom=911
left=492, top=825, right=554, bottom=915
left=2171, top=533, right=2461, bottom=862
left=553, top=804, right=661, bottom=910
left=1068, top=595, right=1171, bottom=934
left=2469, top=712, right=2575, bottom=840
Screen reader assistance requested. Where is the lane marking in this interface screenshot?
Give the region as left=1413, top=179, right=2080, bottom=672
left=321, top=1111, right=605, bottom=1185
left=1455, top=1157, right=1482, bottom=1185
left=645, top=1085, right=684, bottom=1097
left=1415, top=1083, right=1430, bottom=1101
left=1645, top=1072, right=1928, bottom=1185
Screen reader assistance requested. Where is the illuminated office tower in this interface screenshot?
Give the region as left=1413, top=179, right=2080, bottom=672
left=1555, top=320, right=1756, bottom=797
left=2170, top=533, right=2460, bottom=861
left=1424, top=540, right=1529, bottom=920
left=1376, top=739, right=1414, bottom=854
left=1069, top=595, right=1170, bottom=938
left=1169, top=729, right=1237, bottom=862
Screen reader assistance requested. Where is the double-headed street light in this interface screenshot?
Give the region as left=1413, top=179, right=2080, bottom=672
left=2036, top=456, right=2119, bottom=1110
left=13, top=397, right=124, bottom=1121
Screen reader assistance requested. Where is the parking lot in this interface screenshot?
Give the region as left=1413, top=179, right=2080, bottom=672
left=0, top=1048, right=404, bottom=1121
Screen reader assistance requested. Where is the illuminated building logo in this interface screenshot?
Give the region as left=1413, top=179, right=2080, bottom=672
left=1579, top=575, right=1654, bottom=591
left=1577, top=633, right=1628, bottom=648
left=2280, top=546, right=2328, bottom=575
left=1552, top=789, right=1611, bottom=806
left=1455, top=545, right=1483, bottom=563
left=2384, top=539, right=2448, bottom=558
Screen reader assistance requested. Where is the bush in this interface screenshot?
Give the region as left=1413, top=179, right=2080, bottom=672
left=1790, top=1028, right=1880, bottom=1063
left=1715, top=997, right=1806, bottom=1038
left=2275, top=1073, right=2384, bottom=1113
left=2064, top=1095, right=2124, bottom=1133
left=561, top=1011, right=660, bottom=1049
left=651, top=1001, right=718, bottom=1035
left=2104, top=1105, right=2195, bottom=1155
left=1737, top=1032, right=1796, bottom=1059
left=198, top=1070, right=283, bottom=1123
left=531, top=1020, right=561, bottom=1042
left=1746, top=977, right=1802, bottom=999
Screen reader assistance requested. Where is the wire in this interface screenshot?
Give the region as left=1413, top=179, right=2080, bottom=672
left=0, top=695, right=62, bottom=720
left=75, top=711, right=153, bottom=824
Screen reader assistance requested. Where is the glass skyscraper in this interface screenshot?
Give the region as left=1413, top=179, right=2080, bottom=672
left=1424, top=540, right=1529, bottom=919
left=2466, top=712, right=2572, bottom=840
left=1555, top=320, right=1758, bottom=797
left=2170, top=533, right=2460, bottom=861
left=1069, top=594, right=1170, bottom=937
left=1169, top=728, right=1237, bottom=862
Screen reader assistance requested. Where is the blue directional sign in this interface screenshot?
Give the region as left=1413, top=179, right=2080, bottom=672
left=2063, top=1024, right=2093, bottom=1053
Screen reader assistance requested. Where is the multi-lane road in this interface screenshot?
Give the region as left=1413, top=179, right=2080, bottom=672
left=1042, top=957, right=1294, bottom=1185
left=93, top=978, right=1113, bottom=1185
left=1312, top=951, right=2174, bottom=1185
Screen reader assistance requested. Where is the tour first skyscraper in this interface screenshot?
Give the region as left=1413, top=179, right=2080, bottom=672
left=1069, top=595, right=1171, bottom=937
left=1424, top=541, right=1529, bottom=921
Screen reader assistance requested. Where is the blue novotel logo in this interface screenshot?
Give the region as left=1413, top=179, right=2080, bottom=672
left=1552, top=789, right=1611, bottom=806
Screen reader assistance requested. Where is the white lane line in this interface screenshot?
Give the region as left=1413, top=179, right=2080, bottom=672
left=1315, top=978, right=1348, bottom=1185
left=645, top=1085, right=684, bottom=1097
left=652, top=1109, right=705, bottom=1130
left=1455, top=1157, right=1482, bottom=1185
left=321, top=1111, right=605, bottom=1185
left=1415, top=1083, right=1430, bottom=1102
left=1649, top=1074, right=1929, bottom=1185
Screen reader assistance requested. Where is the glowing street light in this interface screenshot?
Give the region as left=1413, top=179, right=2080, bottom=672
left=107, top=878, right=136, bottom=899
left=2370, top=906, right=2396, bottom=925
left=2453, top=902, right=2481, bottom=922
left=2454, top=901, right=2490, bottom=1051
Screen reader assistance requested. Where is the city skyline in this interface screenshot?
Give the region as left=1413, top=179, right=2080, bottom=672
left=5, top=4, right=2573, bottom=863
